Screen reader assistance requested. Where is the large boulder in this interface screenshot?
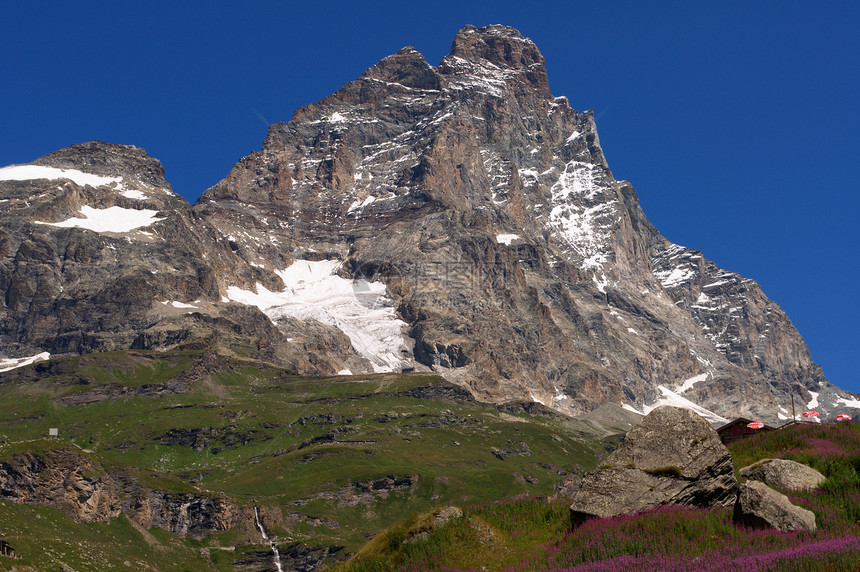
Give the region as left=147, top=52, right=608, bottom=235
left=739, top=458, right=825, bottom=491
left=569, top=406, right=738, bottom=525
left=734, top=480, right=816, bottom=531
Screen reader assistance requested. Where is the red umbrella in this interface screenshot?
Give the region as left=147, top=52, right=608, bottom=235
left=802, top=410, right=820, bottom=418
left=746, top=421, right=764, bottom=429
left=836, top=414, right=852, bottom=422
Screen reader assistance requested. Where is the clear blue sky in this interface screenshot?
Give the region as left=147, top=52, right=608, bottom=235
left=2, top=1, right=858, bottom=394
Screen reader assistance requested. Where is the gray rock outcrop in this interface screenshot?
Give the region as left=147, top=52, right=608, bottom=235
left=0, top=448, right=121, bottom=523
left=125, top=490, right=239, bottom=538
left=569, top=406, right=737, bottom=525
left=739, top=458, right=826, bottom=491
left=434, top=506, right=464, bottom=528
left=733, top=480, right=816, bottom=531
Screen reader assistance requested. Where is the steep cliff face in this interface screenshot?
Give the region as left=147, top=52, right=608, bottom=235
left=0, top=25, right=850, bottom=423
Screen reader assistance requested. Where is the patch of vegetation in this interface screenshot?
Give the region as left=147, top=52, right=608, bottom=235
left=642, top=465, right=683, bottom=478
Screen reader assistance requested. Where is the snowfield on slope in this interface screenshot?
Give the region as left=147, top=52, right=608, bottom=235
left=226, top=260, right=409, bottom=373
left=35, top=205, right=164, bottom=233
left=0, top=164, right=122, bottom=187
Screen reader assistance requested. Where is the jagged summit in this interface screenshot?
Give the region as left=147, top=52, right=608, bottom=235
left=1, top=25, right=854, bottom=424
left=440, top=24, right=552, bottom=97
left=361, top=46, right=441, bottom=90
left=448, top=25, right=545, bottom=71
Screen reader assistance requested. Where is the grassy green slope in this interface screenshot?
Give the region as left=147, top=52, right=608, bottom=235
left=0, top=500, right=221, bottom=572
left=0, top=350, right=604, bottom=569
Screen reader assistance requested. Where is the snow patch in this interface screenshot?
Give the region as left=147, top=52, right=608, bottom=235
left=835, top=395, right=860, bottom=409
left=226, top=260, right=409, bottom=373
left=121, top=189, right=147, bottom=200
left=161, top=300, right=198, bottom=309
left=496, top=234, right=520, bottom=245
left=0, top=165, right=121, bottom=188
left=0, top=352, right=51, bottom=373
left=548, top=160, right=615, bottom=271
left=807, top=391, right=819, bottom=409
left=654, top=266, right=696, bottom=289
left=677, top=373, right=709, bottom=394
left=35, top=205, right=163, bottom=233
left=621, top=403, right=643, bottom=415
left=348, top=195, right=376, bottom=213
left=337, top=369, right=353, bottom=376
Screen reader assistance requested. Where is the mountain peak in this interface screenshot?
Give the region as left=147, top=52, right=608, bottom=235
left=360, top=45, right=441, bottom=90
left=440, top=25, right=551, bottom=96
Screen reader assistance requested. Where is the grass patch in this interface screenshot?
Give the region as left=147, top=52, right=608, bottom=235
left=642, top=465, right=683, bottom=478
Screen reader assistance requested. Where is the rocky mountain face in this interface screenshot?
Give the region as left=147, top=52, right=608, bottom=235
left=0, top=25, right=852, bottom=424
left=0, top=142, right=367, bottom=375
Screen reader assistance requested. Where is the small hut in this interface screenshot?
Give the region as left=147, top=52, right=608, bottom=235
left=0, top=538, right=16, bottom=559
left=717, top=418, right=777, bottom=444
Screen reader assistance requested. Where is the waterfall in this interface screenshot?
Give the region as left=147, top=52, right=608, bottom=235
left=254, top=506, right=283, bottom=572
left=253, top=506, right=268, bottom=540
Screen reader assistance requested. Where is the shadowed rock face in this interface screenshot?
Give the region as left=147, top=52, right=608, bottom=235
left=0, top=25, right=846, bottom=421
left=569, top=406, right=738, bottom=524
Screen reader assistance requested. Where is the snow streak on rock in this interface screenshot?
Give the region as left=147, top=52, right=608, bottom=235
left=0, top=352, right=51, bottom=373
left=631, top=385, right=728, bottom=425
left=549, top=161, right=616, bottom=270
left=677, top=373, right=709, bottom=394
